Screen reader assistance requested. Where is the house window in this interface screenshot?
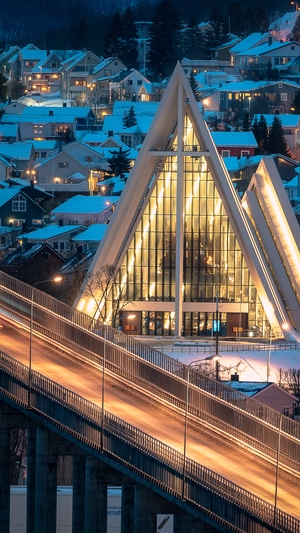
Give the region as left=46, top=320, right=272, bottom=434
left=221, top=150, right=230, bottom=157
left=59, top=242, right=65, bottom=250
left=58, top=162, right=69, bottom=168
left=51, top=62, right=57, bottom=68
left=137, top=80, right=142, bottom=85
left=127, top=80, right=133, bottom=85
left=85, top=156, right=93, bottom=162
left=280, top=93, right=287, bottom=101
left=53, top=242, right=58, bottom=249
left=41, top=152, right=47, bottom=158
left=12, top=194, right=26, bottom=212
left=241, top=150, right=249, bottom=157
left=104, top=69, right=112, bottom=77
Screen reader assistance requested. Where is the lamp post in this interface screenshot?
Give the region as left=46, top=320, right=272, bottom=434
left=273, top=412, right=283, bottom=530
left=100, top=324, right=107, bottom=452
left=28, top=276, right=62, bottom=408
left=182, top=354, right=221, bottom=499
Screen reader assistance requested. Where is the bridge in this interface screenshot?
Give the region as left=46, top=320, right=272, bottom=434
left=1, top=271, right=300, bottom=533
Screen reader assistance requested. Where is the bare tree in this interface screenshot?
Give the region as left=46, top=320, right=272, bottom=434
left=277, top=367, right=300, bottom=401
left=83, top=264, right=138, bottom=329
left=10, top=429, right=27, bottom=485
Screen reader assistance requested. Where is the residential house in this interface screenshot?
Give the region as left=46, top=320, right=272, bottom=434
left=211, top=131, right=258, bottom=158
left=230, top=33, right=281, bottom=75
left=51, top=195, right=118, bottom=226
left=26, top=51, right=63, bottom=95
left=92, top=57, right=127, bottom=104
left=224, top=380, right=297, bottom=416
left=0, top=241, right=65, bottom=285
left=0, top=45, right=20, bottom=81
left=18, top=44, right=48, bottom=85
left=219, top=79, right=299, bottom=116
left=70, top=223, right=108, bottom=252
left=1, top=112, right=78, bottom=142
left=211, top=36, right=241, bottom=62
left=0, top=142, right=35, bottom=177
left=234, top=39, right=300, bottom=80
left=108, top=68, right=152, bottom=102
left=21, top=224, right=85, bottom=257
left=0, top=123, right=20, bottom=142
left=36, top=150, right=90, bottom=196
left=21, top=105, right=97, bottom=134
left=0, top=154, right=14, bottom=180
left=0, top=186, right=48, bottom=229
left=27, top=140, right=57, bottom=164
left=60, top=50, right=102, bottom=100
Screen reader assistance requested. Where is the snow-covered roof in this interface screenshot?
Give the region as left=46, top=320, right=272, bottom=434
left=71, top=223, right=108, bottom=242
left=252, top=114, right=300, bottom=128
left=237, top=39, right=300, bottom=58
left=0, top=124, right=19, bottom=137
left=230, top=32, right=274, bottom=54
left=0, top=142, right=33, bottom=160
left=211, top=131, right=258, bottom=147
left=51, top=195, right=119, bottom=214
left=218, top=79, right=299, bottom=92
left=20, top=225, right=84, bottom=240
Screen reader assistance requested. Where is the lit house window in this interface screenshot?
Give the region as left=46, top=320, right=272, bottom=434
left=58, top=162, right=69, bottom=168
left=12, top=194, right=26, bottom=212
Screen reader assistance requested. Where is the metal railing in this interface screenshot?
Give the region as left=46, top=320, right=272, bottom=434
left=0, top=271, right=300, bottom=476
left=1, top=351, right=299, bottom=533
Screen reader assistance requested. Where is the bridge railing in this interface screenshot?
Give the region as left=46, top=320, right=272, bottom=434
left=0, top=350, right=299, bottom=533
left=1, top=271, right=300, bottom=475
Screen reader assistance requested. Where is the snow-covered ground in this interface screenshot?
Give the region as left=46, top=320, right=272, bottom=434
left=158, top=342, right=300, bottom=383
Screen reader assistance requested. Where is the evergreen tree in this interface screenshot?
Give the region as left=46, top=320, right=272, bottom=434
left=241, top=110, right=251, bottom=132
left=203, top=9, right=228, bottom=60
left=227, top=3, right=246, bottom=37
left=104, top=11, right=124, bottom=58
left=107, top=148, right=132, bottom=179
left=255, top=7, right=269, bottom=33
left=123, top=106, right=138, bottom=128
left=189, top=70, right=199, bottom=101
left=147, top=0, right=181, bottom=79
left=119, top=8, right=139, bottom=69
left=252, top=115, right=269, bottom=154
left=268, top=116, right=291, bottom=157
left=265, top=62, right=279, bottom=81
left=182, top=17, right=204, bottom=60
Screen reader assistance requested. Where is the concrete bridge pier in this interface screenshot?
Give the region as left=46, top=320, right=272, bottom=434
left=0, top=412, right=10, bottom=533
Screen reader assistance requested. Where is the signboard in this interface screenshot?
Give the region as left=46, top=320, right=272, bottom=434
left=157, top=514, right=174, bottom=532
left=233, top=327, right=243, bottom=333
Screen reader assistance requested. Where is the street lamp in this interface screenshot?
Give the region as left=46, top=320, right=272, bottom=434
left=182, top=354, right=221, bottom=499
left=28, top=276, right=62, bottom=408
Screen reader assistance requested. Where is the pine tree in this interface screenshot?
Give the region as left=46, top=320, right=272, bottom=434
left=241, top=110, right=251, bottom=132
left=0, top=73, right=8, bottom=103
left=227, top=3, right=246, bottom=37
left=182, top=17, right=204, bottom=60
left=189, top=71, right=199, bottom=101
left=119, top=8, right=139, bottom=69
left=268, top=116, right=291, bottom=157
left=252, top=115, right=269, bottom=154
left=147, top=0, right=181, bottom=79
left=107, top=148, right=132, bottom=179
left=123, top=106, right=138, bottom=128
left=203, top=9, right=228, bottom=60
left=104, top=11, right=124, bottom=58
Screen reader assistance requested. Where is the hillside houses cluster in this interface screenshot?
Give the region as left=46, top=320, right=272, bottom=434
left=2, top=10, right=300, bottom=291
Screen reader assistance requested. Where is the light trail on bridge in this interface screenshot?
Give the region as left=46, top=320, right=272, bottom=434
left=1, top=322, right=299, bottom=520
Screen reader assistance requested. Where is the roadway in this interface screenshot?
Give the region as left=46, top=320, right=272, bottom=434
left=1, top=322, right=300, bottom=519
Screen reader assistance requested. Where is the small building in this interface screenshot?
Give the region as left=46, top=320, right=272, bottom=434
left=224, top=380, right=297, bottom=416
left=51, top=195, right=118, bottom=226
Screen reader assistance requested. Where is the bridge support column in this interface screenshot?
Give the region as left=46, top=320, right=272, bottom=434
left=34, top=427, right=57, bottom=533
left=26, top=428, right=37, bottom=533
left=84, top=456, right=108, bottom=533
left=121, top=482, right=134, bottom=533
left=73, top=455, right=86, bottom=533
left=0, top=409, right=10, bottom=533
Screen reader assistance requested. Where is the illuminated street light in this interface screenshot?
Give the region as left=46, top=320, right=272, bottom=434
left=182, top=354, right=221, bottom=499
left=28, top=276, right=62, bottom=408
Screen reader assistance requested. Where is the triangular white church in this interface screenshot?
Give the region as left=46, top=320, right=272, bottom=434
left=75, top=62, right=300, bottom=341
